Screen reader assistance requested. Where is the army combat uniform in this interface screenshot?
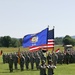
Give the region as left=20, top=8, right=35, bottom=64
left=39, top=60, right=47, bottom=75
left=8, top=55, right=13, bottom=72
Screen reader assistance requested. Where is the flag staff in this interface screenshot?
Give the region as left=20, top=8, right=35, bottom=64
left=52, top=26, right=55, bottom=53
left=53, top=26, right=55, bottom=29
left=48, top=25, right=49, bottom=29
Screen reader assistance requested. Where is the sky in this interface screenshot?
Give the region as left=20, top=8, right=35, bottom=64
left=0, top=0, right=75, bottom=38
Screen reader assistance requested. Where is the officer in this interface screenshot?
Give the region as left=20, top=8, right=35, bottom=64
left=8, top=55, right=13, bottom=72
left=39, top=60, right=47, bottom=75
left=20, top=54, right=25, bottom=71
left=47, top=60, right=56, bottom=75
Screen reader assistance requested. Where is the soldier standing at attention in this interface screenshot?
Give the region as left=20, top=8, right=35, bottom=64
left=47, top=60, right=56, bottom=75
left=52, top=52, right=58, bottom=66
left=47, top=52, right=52, bottom=64
left=2, top=53, right=6, bottom=64
left=13, top=53, right=18, bottom=70
left=8, top=55, right=13, bottom=72
left=20, top=54, right=25, bottom=71
left=35, top=54, right=40, bottom=70
left=65, top=52, right=70, bottom=64
left=25, top=54, right=30, bottom=70
left=39, top=60, right=47, bottom=75
left=30, top=54, right=35, bottom=70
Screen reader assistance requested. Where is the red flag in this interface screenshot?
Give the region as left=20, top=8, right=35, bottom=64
left=55, top=48, right=60, bottom=53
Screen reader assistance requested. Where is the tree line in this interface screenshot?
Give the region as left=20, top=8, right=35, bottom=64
left=0, top=35, right=75, bottom=47
left=0, top=36, right=22, bottom=47
left=55, top=35, right=75, bottom=46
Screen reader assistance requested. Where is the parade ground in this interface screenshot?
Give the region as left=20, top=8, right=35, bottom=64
left=0, top=47, right=75, bottom=75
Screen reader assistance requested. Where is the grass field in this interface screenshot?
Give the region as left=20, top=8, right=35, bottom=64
left=0, top=46, right=75, bottom=75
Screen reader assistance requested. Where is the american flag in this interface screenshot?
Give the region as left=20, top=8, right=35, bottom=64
left=29, top=29, right=54, bottom=52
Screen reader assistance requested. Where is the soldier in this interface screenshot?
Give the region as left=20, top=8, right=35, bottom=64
left=8, top=55, right=13, bottom=72
left=65, top=52, right=70, bottom=64
left=41, top=54, right=46, bottom=62
left=47, top=52, right=52, bottom=64
left=35, top=54, right=40, bottom=70
left=25, top=54, right=30, bottom=70
left=2, top=53, right=6, bottom=64
left=30, top=54, right=35, bottom=70
left=20, top=54, right=25, bottom=71
left=6, top=53, right=9, bottom=63
left=57, top=52, right=64, bottom=64
left=47, top=60, right=56, bottom=75
left=52, top=52, right=58, bottom=66
left=13, top=53, right=18, bottom=70
left=39, top=60, right=47, bottom=75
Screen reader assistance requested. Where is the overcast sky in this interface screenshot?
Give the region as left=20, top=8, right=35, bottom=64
left=0, top=0, right=75, bottom=38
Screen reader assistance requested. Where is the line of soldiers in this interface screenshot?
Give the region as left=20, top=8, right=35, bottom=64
left=2, top=50, right=41, bottom=72
left=2, top=49, right=75, bottom=73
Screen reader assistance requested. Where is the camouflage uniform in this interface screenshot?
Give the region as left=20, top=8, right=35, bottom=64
left=2, top=53, right=6, bottom=64
left=65, top=52, right=70, bottom=64
left=39, top=60, right=47, bottom=75
left=20, top=54, right=25, bottom=71
left=47, top=53, right=52, bottom=64
left=13, top=53, right=18, bottom=70
left=25, top=55, right=30, bottom=70
left=35, top=54, right=40, bottom=70
left=30, top=54, right=35, bottom=70
left=8, top=55, right=13, bottom=72
left=47, top=60, right=56, bottom=75
left=52, top=52, right=58, bottom=66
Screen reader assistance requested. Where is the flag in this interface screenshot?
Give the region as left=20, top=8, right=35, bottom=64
left=0, top=50, right=3, bottom=56
left=29, top=29, right=54, bottom=52
left=55, top=48, right=60, bottom=53
left=22, top=28, right=48, bottom=48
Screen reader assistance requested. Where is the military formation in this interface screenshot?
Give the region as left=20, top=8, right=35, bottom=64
left=2, top=49, right=75, bottom=75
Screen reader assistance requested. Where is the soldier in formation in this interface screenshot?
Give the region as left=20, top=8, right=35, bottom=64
left=47, top=60, right=56, bottom=75
left=8, top=54, right=13, bottom=72
left=2, top=48, right=75, bottom=73
left=13, top=53, right=18, bottom=70
left=35, top=54, right=40, bottom=70
left=39, top=60, right=47, bottom=75
left=20, top=54, right=25, bottom=71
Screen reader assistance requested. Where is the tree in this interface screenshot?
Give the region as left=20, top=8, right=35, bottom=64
left=63, top=35, right=75, bottom=46
left=2, top=36, right=11, bottom=47
left=55, top=37, right=63, bottom=45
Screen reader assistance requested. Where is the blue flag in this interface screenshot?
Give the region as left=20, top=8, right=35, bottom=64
left=22, top=28, right=48, bottom=48
left=29, top=29, right=54, bottom=51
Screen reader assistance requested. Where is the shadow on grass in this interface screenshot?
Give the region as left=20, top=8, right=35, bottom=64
left=24, top=69, right=39, bottom=71
left=0, top=72, right=9, bottom=73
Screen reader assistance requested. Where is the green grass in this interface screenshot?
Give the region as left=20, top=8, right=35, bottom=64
left=0, top=46, right=75, bottom=75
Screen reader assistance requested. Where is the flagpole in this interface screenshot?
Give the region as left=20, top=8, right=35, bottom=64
left=47, top=25, right=49, bottom=51
left=52, top=26, right=55, bottom=53
left=48, top=25, right=49, bottom=29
